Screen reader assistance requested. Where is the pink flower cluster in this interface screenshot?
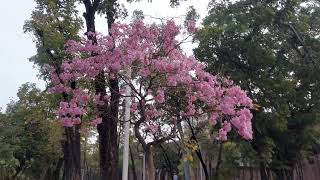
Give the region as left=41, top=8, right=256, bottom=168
left=56, top=102, right=85, bottom=127
left=47, top=20, right=253, bottom=141
left=90, top=117, right=102, bottom=126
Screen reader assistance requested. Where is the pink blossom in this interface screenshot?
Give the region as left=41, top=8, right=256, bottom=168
left=61, top=118, right=73, bottom=127
left=146, top=124, right=159, bottom=134
left=73, top=117, right=81, bottom=125
left=90, top=117, right=102, bottom=126
left=222, top=121, right=232, bottom=132
left=48, top=20, right=253, bottom=142
left=94, top=94, right=105, bottom=106
left=138, top=67, right=151, bottom=77
left=167, top=76, right=177, bottom=86
left=155, top=89, right=165, bottom=103
left=217, top=129, right=228, bottom=141
left=209, top=113, right=219, bottom=125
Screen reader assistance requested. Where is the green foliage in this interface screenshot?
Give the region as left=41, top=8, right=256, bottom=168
left=154, top=143, right=181, bottom=175
left=0, top=83, right=63, bottom=179
left=195, top=0, right=320, bottom=177
left=24, top=0, right=82, bottom=81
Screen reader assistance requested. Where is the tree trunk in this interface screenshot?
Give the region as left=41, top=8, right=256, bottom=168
left=63, top=126, right=81, bottom=180
left=130, top=144, right=138, bottom=180
left=186, top=120, right=209, bottom=180
left=177, top=123, right=191, bottom=180
left=39, top=166, right=49, bottom=180
left=275, top=168, right=293, bottom=180
left=159, top=145, right=174, bottom=180
left=214, top=142, right=223, bottom=180
left=145, top=146, right=156, bottom=180
left=53, top=157, right=64, bottom=180
left=82, top=1, right=119, bottom=179
left=259, top=163, right=269, bottom=180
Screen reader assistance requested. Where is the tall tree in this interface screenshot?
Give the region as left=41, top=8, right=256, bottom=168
left=50, top=20, right=254, bottom=180
left=80, top=1, right=198, bottom=179
left=195, top=0, right=320, bottom=179
left=80, top=0, right=120, bottom=179
left=24, top=1, right=83, bottom=179
left=25, top=1, right=209, bottom=179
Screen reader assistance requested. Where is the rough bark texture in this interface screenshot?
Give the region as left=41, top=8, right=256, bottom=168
left=145, top=146, right=156, bottom=180
left=61, top=81, right=81, bottom=180
left=82, top=0, right=119, bottom=179
left=53, top=157, right=64, bottom=180
left=63, top=126, right=81, bottom=180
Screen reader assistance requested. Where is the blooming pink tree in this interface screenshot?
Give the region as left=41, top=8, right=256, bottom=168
left=46, top=20, right=253, bottom=180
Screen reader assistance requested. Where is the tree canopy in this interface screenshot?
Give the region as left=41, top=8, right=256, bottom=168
left=195, top=0, right=320, bottom=179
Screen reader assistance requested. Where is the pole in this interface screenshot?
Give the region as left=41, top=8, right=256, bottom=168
left=122, top=68, right=131, bottom=180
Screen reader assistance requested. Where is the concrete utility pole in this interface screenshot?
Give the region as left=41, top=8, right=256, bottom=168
left=122, top=69, right=132, bottom=180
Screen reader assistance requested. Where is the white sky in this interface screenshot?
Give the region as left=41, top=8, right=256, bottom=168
left=0, top=0, right=210, bottom=111
left=0, top=0, right=46, bottom=111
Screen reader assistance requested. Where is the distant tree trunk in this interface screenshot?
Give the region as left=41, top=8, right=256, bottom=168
left=13, top=160, right=27, bottom=180
left=145, top=145, right=156, bottom=180
left=82, top=1, right=119, bottom=179
left=186, top=120, right=209, bottom=180
left=177, top=123, right=191, bottom=180
left=195, top=149, right=209, bottom=180
left=159, top=145, right=174, bottom=180
left=275, top=168, right=293, bottom=180
left=214, top=142, right=223, bottom=179
left=130, top=144, right=138, bottom=180
left=53, top=157, right=64, bottom=180
left=250, top=167, right=254, bottom=180
left=259, top=163, right=269, bottom=180
left=39, top=166, right=49, bottom=180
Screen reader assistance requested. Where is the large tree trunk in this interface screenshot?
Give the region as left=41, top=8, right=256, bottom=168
left=145, top=146, right=156, bottom=180
left=62, top=81, right=81, bottom=180
left=63, top=126, right=81, bottom=180
left=82, top=1, right=119, bottom=179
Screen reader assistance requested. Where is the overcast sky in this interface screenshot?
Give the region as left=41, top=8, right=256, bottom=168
left=0, top=0, right=45, bottom=111
left=0, top=0, right=209, bottom=111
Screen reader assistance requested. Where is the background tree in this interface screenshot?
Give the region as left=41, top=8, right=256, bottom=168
left=24, top=1, right=84, bottom=179
left=195, top=0, right=320, bottom=179
left=0, top=83, right=63, bottom=180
